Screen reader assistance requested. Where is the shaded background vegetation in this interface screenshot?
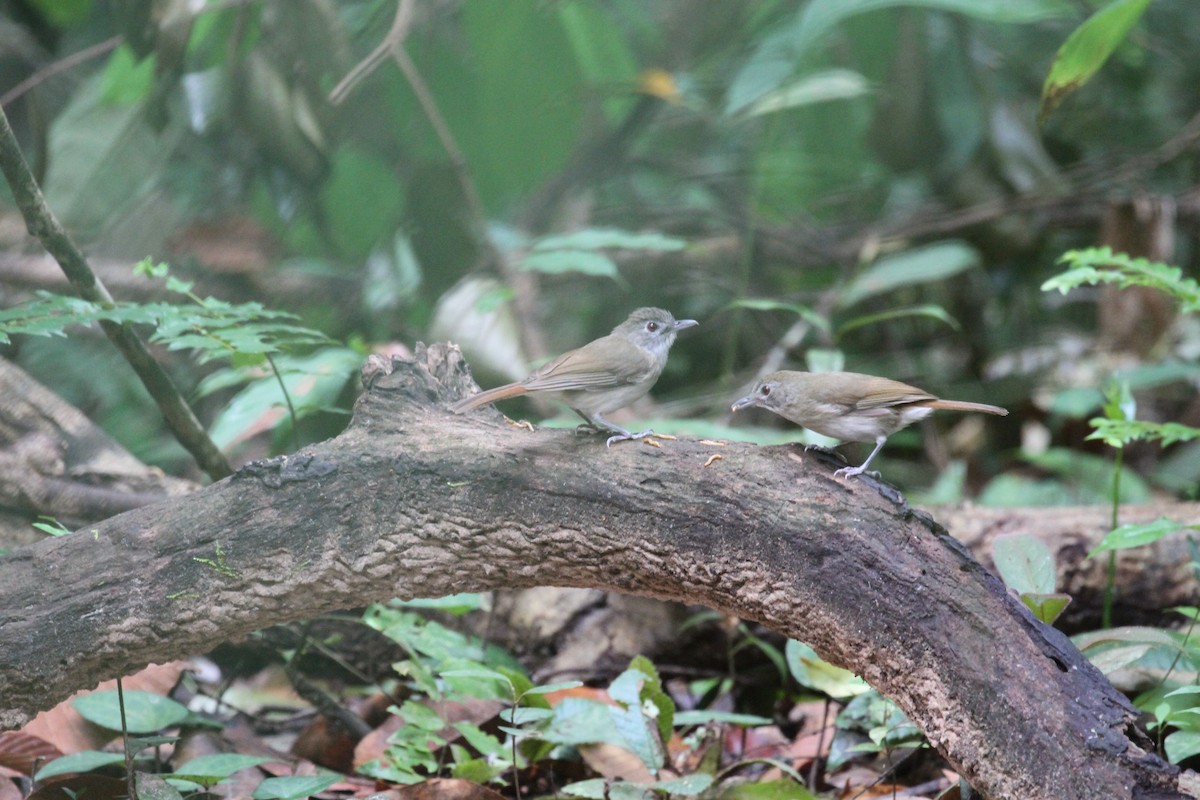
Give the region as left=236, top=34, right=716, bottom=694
left=3, top=1, right=1200, bottom=796
left=2, top=0, right=1197, bottom=500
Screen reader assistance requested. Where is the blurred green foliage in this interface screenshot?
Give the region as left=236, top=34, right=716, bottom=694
left=0, top=0, right=1195, bottom=495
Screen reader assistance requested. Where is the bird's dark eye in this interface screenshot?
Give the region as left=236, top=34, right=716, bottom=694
left=760, top=385, right=771, bottom=397
left=646, top=321, right=660, bottom=332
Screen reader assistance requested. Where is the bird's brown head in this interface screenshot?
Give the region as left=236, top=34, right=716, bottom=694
left=730, top=371, right=796, bottom=415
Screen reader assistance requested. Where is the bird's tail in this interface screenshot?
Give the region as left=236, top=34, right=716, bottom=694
left=450, top=382, right=529, bottom=413
left=921, top=399, right=1008, bottom=416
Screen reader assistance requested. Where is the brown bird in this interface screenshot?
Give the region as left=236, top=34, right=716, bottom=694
left=731, top=370, right=1008, bottom=478
left=452, top=307, right=698, bottom=446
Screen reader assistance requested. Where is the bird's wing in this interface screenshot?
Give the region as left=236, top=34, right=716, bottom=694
left=522, top=335, right=655, bottom=392
left=849, top=376, right=937, bottom=410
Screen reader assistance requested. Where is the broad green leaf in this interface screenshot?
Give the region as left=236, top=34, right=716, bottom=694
left=1165, top=731, right=1200, bottom=765
left=35, top=751, right=127, bottom=781
left=1089, top=518, right=1193, bottom=558
left=727, top=298, right=831, bottom=332
left=727, top=0, right=1071, bottom=113
left=717, top=778, right=821, bottom=799
left=206, top=348, right=361, bottom=449
left=173, top=754, right=273, bottom=780
left=1039, top=0, right=1152, bottom=122
left=73, top=690, right=189, bottom=733
left=993, top=534, right=1056, bottom=595
left=1075, top=626, right=1185, bottom=652
left=519, top=250, right=621, bottom=280
left=99, top=44, right=155, bottom=105
left=743, top=69, right=870, bottom=116
left=562, top=778, right=609, bottom=799
left=252, top=775, right=340, bottom=800
left=652, top=774, right=714, bottom=795
left=452, top=721, right=505, bottom=758
left=29, top=0, right=92, bottom=25
left=673, top=710, right=772, bottom=726
left=543, top=697, right=628, bottom=746
left=608, top=700, right=665, bottom=773
left=523, top=680, right=585, bottom=696
left=836, top=304, right=960, bottom=338
left=440, top=668, right=513, bottom=687
left=839, top=241, right=981, bottom=308
left=135, top=772, right=185, bottom=800
left=786, top=640, right=870, bottom=699
left=395, top=593, right=488, bottom=615
left=1020, top=592, right=1072, bottom=625
left=44, top=71, right=187, bottom=245
left=321, top=146, right=406, bottom=260
left=533, top=228, right=686, bottom=252
left=805, top=348, right=845, bottom=374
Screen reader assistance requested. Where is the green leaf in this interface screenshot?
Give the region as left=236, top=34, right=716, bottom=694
left=99, top=44, right=155, bottom=105
left=393, top=593, right=488, bottom=615
left=452, top=721, right=505, bottom=758
left=563, top=778, right=619, bottom=799
left=716, top=778, right=822, bottom=799
left=173, top=754, right=273, bottom=780
left=1043, top=247, right=1200, bottom=312
left=252, top=775, right=340, bottom=800
left=651, top=774, right=714, bottom=795
left=726, top=0, right=1071, bottom=113
left=321, top=146, right=406, bottom=260
left=838, top=241, right=981, bottom=308
left=672, top=710, right=772, bottom=727
left=785, top=640, right=870, bottom=699
left=835, top=304, right=960, bottom=338
left=72, top=690, right=189, bottom=733
left=1089, top=518, right=1195, bottom=558
left=1165, top=730, right=1200, bottom=765
left=742, top=69, right=870, bottom=116
left=727, top=298, right=831, bottom=332
left=28, top=0, right=93, bottom=26
left=1039, top=0, right=1152, bottom=122
left=135, top=771, right=185, bottom=800
left=523, top=680, right=585, bottom=696
left=35, top=751, right=128, bottom=781
left=533, top=228, right=687, bottom=252
left=519, top=250, right=621, bottom=280
left=993, top=534, right=1056, bottom=595
left=1020, top=592, right=1072, bottom=625
left=607, top=672, right=667, bottom=772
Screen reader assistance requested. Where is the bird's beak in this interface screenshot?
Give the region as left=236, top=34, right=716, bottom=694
left=730, top=394, right=756, bottom=413
left=674, top=319, right=698, bottom=332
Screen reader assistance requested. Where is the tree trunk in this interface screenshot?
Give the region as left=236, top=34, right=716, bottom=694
left=0, top=345, right=1190, bottom=800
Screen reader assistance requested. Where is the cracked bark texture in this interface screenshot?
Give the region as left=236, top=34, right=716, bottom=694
left=0, top=345, right=1191, bottom=800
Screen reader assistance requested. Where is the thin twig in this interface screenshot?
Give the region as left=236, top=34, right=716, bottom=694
left=0, top=35, right=123, bottom=108
left=329, top=0, right=548, bottom=360
left=327, top=0, right=415, bottom=106
left=0, top=104, right=232, bottom=480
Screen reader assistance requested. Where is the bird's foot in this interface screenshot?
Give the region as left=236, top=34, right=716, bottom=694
left=833, top=464, right=879, bottom=479
left=574, top=423, right=601, bottom=437
left=605, top=429, right=654, bottom=447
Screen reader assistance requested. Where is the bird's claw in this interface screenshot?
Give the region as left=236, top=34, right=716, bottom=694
left=605, top=429, right=654, bottom=448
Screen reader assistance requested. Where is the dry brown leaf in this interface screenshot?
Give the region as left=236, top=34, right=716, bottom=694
left=0, top=730, right=62, bottom=777
left=578, top=741, right=655, bottom=783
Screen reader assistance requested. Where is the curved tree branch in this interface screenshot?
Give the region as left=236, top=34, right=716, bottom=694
left=0, top=345, right=1190, bottom=799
